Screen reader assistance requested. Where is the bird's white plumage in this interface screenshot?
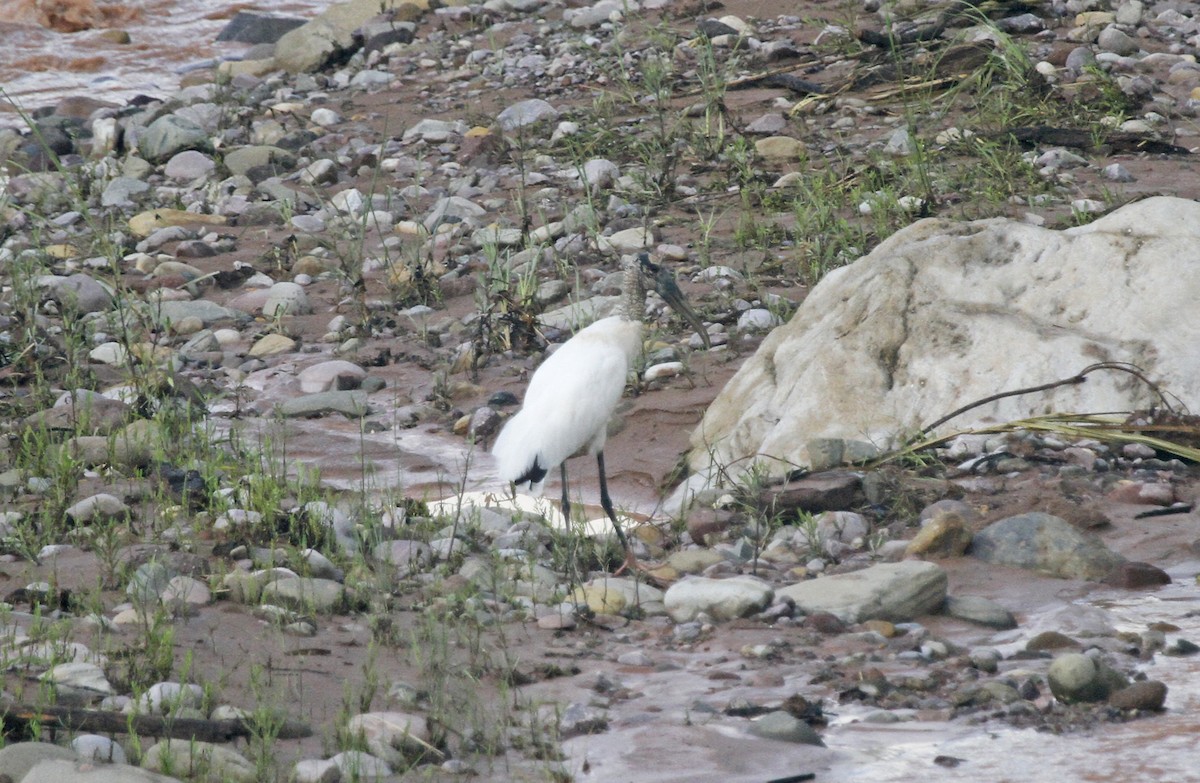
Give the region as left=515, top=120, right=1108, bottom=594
left=492, top=315, right=643, bottom=492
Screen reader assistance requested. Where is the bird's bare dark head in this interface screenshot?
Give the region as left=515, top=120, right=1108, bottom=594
left=636, top=254, right=711, bottom=349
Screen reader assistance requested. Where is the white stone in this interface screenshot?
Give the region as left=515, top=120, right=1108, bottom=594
left=299, top=360, right=367, bottom=393
left=71, top=734, right=128, bottom=764
left=664, top=576, right=774, bottom=622
left=346, top=711, right=432, bottom=765
left=66, top=493, right=128, bottom=523
left=644, top=361, right=684, bottom=381
left=139, top=682, right=205, bottom=714
left=690, top=197, right=1200, bottom=481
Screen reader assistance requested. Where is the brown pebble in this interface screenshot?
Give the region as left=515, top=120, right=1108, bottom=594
left=804, top=612, right=846, bottom=634
left=686, top=508, right=737, bottom=543
left=861, top=619, right=896, bottom=638
left=905, top=512, right=973, bottom=558
left=1026, top=630, right=1080, bottom=651
left=1109, top=680, right=1168, bottom=711
left=1107, top=480, right=1175, bottom=506
left=1103, top=561, right=1172, bottom=589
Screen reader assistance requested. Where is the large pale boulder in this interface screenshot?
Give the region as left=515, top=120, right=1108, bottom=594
left=275, top=0, right=426, bottom=72
left=689, top=197, right=1200, bottom=482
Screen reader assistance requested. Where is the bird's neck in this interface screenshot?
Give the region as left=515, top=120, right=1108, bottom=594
left=620, top=262, right=644, bottom=323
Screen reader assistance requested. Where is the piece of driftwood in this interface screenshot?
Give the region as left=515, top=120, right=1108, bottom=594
left=0, top=700, right=312, bottom=742
left=998, top=126, right=1192, bottom=155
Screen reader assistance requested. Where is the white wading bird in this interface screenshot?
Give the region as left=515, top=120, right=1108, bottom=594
left=492, top=253, right=711, bottom=573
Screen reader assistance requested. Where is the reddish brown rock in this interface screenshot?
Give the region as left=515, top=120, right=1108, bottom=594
left=1026, top=630, right=1080, bottom=651
left=758, top=471, right=864, bottom=515
left=686, top=508, right=737, bottom=543
left=803, top=612, right=846, bottom=634
left=1107, top=481, right=1175, bottom=506
left=1103, top=561, right=1172, bottom=589
left=1109, top=680, right=1168, bottom=711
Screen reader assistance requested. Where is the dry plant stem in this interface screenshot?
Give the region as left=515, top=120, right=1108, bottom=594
left=919, top=362, right=1172, bottom=435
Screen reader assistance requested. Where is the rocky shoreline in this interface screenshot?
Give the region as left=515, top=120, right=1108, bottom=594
left=2, top=0, right=1200, bottom=779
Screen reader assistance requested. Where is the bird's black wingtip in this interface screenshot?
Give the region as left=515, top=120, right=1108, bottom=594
left=514, top=457, right=547, bottom=487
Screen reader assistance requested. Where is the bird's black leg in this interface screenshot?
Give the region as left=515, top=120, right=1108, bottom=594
left=560, top=462, right=571, bottom=525
left=597, top=451, right=638, bottom=573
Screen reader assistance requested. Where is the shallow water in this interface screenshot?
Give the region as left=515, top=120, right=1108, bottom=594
left=0, top=0, right=328, bottom=127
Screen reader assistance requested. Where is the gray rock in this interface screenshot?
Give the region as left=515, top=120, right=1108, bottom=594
left=292, top=758, right=342, bottom=783
left=558, top=702, right=609, bottom=737
left=372, top=540, right=431, bottom=575
left=497, top=99, right=559, bottom=131
left=814, top=510, right=869, bottom=546
left=997, top=12, right=1043, bottom=32
left=277, top=390, right=371, bottom=418
left=224, top=145, right=296, bottom=177
left=944, top=595, right=1017, bottom=629
left=582, top=158, right=620, bottom=190
left=737, top=308, right=782, bottom=332
left=154, top=300, right=250, bottom=327
left=127, top=561, right=180, bottom=605
left=43, top=661, right=114, bottom=703
left=101, top=176, right=151, bottom=207
left=71, top=734, right=128, bottom=764
left=298, top=360, right=367, bottom=393
left=260, top=576, right=347, bottom=613
left=403, top=118, right=466, bottom=142
left=138, top=115, right=209, bottom=163
left=274, top=0, right=397, bottom=72
left=1047, top=653, right=1107, bottom=703
left=263, top=281, right=312, bottom=317
left=1098, top=25, right=1139, bottom=56
left=143, top=740, right=254, bottom=782
left=566, top=0, right=624, bottom=28
left=1115, top=0, right=1143, bottom=25
left=139, top=681, right=205, bottom=714
left=0, top=741, right=78, bottom=781
left=163, top=150, right=216, bottom=181
left=329, top=750, right=393, bottom=780
left=1066, top=46, right=1097, bottom=73
left=777, top=561, right=947, bottom=623
left=346, top=711, right=432, bottom=765
left=883, top=127, right=915, bottom=156
left=216, top=11, right=307, bottom=43
left=1102, top=162, right=1135, bottom=182
left=24, top=759, right=183, bottom=783
left=66, top=493, right=129, bottom=524
left=50, top=273, right=113, bottom=313
left=747, top=711, right=825, bottom=745
left=745, top=113, right=787, bottom=134
left=423, top=195, right=485, bottom=232
left=971, top=512, right=1124, bottom=580
left=664, top=576, right=774, bottom=622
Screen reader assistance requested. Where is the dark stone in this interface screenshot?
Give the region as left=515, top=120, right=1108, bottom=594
left=363, top=26, right=415, bottom=56
left=488, top=391, right=519, bottom=407
left=697, top=18, right=739, bottom=37
left=1103, top=561, right=1171, bottom=589
left=175, top=240, right=219, bottom=258
left=1109, top=680, right=1167, bottom=711
left=758, top=471, right=864, bottom=515
left=216, top=12, right=307, bottom=44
